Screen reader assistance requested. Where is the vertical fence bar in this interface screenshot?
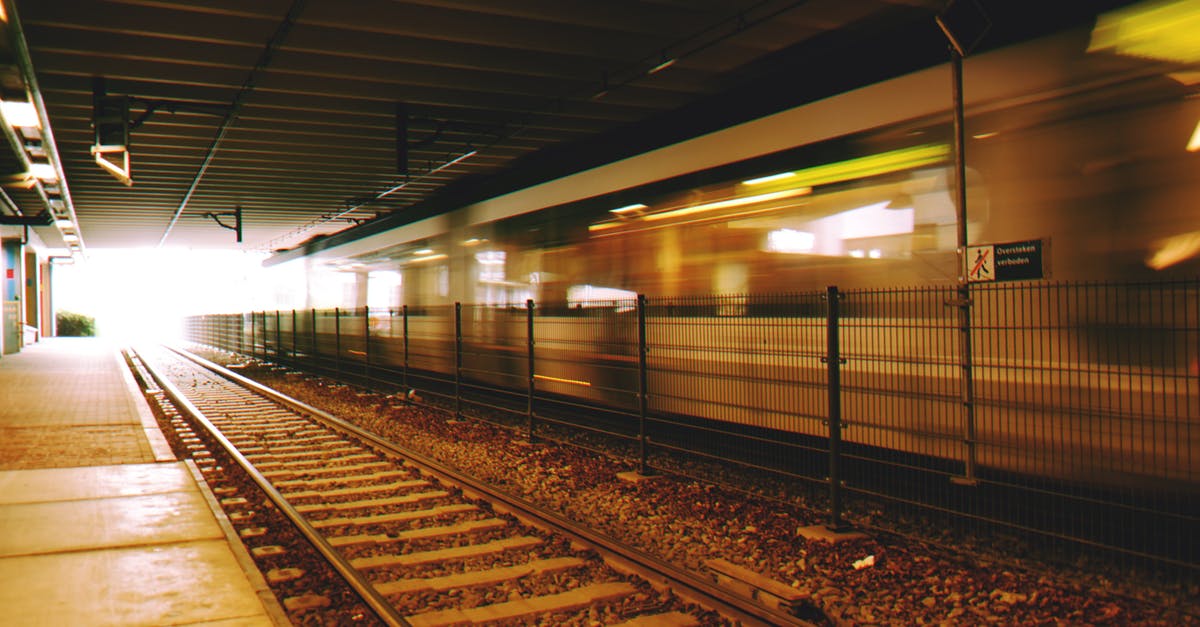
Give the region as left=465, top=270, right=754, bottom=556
left=238, top=313, right=244, bottom=355
left=526, top=299, right=536, bottom=442
left=950, top=47, right=978, bottom=484
left=334, top=307, right=342, bottom=376
left=291, top=309, right=298, bottom=360
left=637, top=294, right=650, bottom=475
left=455, top=302, right=463, bottom=421
left=825, top=286, right=847, bottom=531
left=273, top=310, right=281, bottom=361
left=402, top=305, right=409, bottom=392
left=310, top=308, right=317, bottom=361
left=363, top=305, right=371, bottom=385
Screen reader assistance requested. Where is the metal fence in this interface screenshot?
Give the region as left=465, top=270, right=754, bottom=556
left=183, top=279, right=1200, bottom=577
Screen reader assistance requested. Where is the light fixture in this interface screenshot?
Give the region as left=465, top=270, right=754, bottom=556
left=611, top=203, right=648, bottom=214
left=92, top=147, right=132, bottom=187
left=972, top=131, right=999, bottom=140
left=1188, top=119, right=1200, bottom=152
left=55, top=219, right=72, bottom=228
left=0, top=100, right=40, bottom=128
left=649, top=56, right=677, bottom=74
left=62, top=233, right=79, bottom=242
left=592, top=72, right=610, bottom=100
left=410, top=253, right=447, bottom=264
left=29, top=162, right=57, bottom=182
left=413, top=248, right=434, bottom=256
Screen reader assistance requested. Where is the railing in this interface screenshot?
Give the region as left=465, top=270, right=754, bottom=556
left=183, top=279, right=1200, bottom=579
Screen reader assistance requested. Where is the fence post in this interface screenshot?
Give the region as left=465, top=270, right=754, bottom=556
left=310, top=308, right=317, bottom=360
left=274, top=310, right=282, bottom=361
left=291, top=309, right=298, bottom=360
left=238, top=313, right=244, bottom=355
left=825, top=285, right=848, bottom=531
left=455, top=302, right=463, bottom=421
left=949, top=46, right=979, bottom=486
left=637, top=294, right=650, bottom=475
left=402, top=305, right=409, bottom=392
left=334, top=307, right=342, bottom=376
left=363, top=305, right=371, bottom=385
left=526, top=299, right=536, bottom=442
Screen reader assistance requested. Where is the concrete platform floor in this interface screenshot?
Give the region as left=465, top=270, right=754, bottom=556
left=0, top=338, right=285, bottom=626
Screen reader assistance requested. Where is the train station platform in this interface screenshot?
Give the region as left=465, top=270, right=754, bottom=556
left=0, top=338, right=285, bottom=626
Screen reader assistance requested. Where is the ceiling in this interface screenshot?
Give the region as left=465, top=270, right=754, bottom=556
left=0, top=0, right=1127, bottom=252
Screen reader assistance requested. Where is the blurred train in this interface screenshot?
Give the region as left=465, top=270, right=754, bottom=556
left=249, top=15, right=1200, bottom=487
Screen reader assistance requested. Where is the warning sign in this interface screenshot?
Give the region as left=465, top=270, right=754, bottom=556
left=966, top=245, right=994, bottom=282
left=966, top=239, right=1044, bottom=283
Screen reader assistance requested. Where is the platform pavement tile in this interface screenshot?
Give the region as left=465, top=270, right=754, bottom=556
left=0, top=490, right=224, bottom=558
left=0, top=540, right=274, bottom=627
left=0, top=338, right=146, bottom=430
left=0, top=425, right=155, bottom=469
left=0, top=462, right=196, bottom=505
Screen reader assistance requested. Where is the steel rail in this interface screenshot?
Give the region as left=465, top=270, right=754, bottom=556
left=168, top=344, right=814, bottom=627
left=131, top=346, right=411, bottom=627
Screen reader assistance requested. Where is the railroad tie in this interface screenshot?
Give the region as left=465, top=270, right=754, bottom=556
left=311, top=503, right=476, bottom=529
left=375, top=556, right=585, bottom=595
left=612, top=612, right=700, bottom=627
left=294, top=490, right=448, bottom=513
left=329, top=518, right=508, bottom=547
left=351, top=536, right=542, bottom=570
left=404, top=582, right=636, bottom=627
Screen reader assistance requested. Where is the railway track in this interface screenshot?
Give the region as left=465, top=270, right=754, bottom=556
left=130, top=344, right=809, bottom=627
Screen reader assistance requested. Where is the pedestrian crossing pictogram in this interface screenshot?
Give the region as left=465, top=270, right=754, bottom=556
left=966, top=245, right=994, bottom=282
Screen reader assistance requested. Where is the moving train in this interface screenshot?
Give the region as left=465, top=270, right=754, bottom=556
left=245, top=17, right=1200, bottom=487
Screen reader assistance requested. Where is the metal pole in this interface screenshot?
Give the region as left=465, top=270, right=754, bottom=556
left=291, top=309, right=297, bottom=360
left=274, top=310, right=281, bottom=361
left=310, top=308, right=317, bottom=361
left=951, top=47, right=978, bottom=485
left=637, top=294, right=650, bottom=475
left=363, top=305, right=371, bottom=385
left=402, top=305, right=409, bottom=391
left=454, top=302, right=463, bottom=421
left=526, top=299, right=536, bottom=442
left=825, top=285, right=847, bottom=531
left=334, top=307, right=342, bottom=376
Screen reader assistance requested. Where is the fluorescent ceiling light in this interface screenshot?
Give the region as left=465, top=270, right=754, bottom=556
left=1189, top=119, right=1200, bottom=152
left=649, top=58, right=676, bottom=74
left=611, top=203, right=648, bottom=214
left=410, top=253, right=447, bottom=264
left=413, top=248, right=434, bottom=256
left=29, top=163, right=57, bottom=181
left=0, top=101, right=39, bottom=128
left=55, top=219, right=73, bottom=228
left=62, top=233, right=79, bottom=242
left=743, top=172, right=796, bottom=185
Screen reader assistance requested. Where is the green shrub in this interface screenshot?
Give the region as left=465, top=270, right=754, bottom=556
left=56, top=311, right=96, bottom=337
